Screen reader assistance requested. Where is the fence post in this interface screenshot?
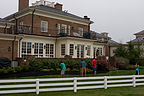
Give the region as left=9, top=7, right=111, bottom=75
left=74, top=77, right=77, bottom=93
left=36, top=79, right=39, bottom=95
left=104, top=76, right=107, bottom=89
left=133, top=75, right=136, bottom=87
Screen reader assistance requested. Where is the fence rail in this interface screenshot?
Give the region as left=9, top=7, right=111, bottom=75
left=0, top=75, right=144, bottom=95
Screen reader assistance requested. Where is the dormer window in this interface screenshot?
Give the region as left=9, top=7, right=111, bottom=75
left=41, top=21, right=48, bottom=32
left=78, top=27, right=83, bottom=36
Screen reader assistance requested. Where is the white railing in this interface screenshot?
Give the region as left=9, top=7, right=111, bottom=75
left=0, top=75, right=144, bottom=95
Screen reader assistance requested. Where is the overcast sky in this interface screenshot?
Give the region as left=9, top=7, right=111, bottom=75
left=0, top=0, right=144, bottom=43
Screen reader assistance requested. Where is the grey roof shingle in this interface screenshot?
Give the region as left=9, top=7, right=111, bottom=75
left=0, top=18, right=10, bottom=23
left=134, top=30, right=144, bottom=35
left=130, top=36, right=144, bottom=43
left=30, top=5, right=88, bottom=21
left=108, top=39, right=119, bottom=45
left=90, top=31, right=110, bottom=39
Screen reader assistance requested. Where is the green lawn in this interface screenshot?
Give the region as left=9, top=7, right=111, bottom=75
left=0, top=69, right=143, bottom=79
left=0, top=70, right=144, bottom=96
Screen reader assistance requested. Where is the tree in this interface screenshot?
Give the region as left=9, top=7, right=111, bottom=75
left=114, top=44, right=127, bottom=58
left=114, top=42, right=143, bottom=64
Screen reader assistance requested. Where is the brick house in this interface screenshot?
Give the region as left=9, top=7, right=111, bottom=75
left=0, top=0, right=111, bottom=60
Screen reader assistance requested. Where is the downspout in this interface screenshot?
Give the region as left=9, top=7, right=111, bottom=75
left=19, top=37, right=23, bottom=58
left=31, top=9, right=35, bottom=34
left=4, top=23, right=7, bottom=34
left=13, top=14, right=18, bottom=34
left=12, top=36, right=16, bottom=61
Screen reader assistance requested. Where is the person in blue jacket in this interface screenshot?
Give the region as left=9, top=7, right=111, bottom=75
left=135, top=63, right=140, bottom=75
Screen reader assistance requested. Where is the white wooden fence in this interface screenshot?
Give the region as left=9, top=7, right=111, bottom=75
left=0, top=75, right=144, bottom=95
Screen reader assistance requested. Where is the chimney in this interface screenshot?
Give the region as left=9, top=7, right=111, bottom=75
left=102, top=32, right=108, bottom=37
left=84, top=16, right=90, bottom=21
left=54, top=3, right=63, bottom=11
left=19, top=0, right=29, bottom=11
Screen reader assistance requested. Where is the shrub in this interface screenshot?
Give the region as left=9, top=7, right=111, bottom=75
left=0, top=68, right=7, bottom=74
left=29, top=59, right=42, bottom=72
left=7, top=67, right=15, bottom=73
left=116, top=57, right=129, bottom=69
left=15, top=66, right=22, bottom=73
left=66, top=68, right=70, bottom=72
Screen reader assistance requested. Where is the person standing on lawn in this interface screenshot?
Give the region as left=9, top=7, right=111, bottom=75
left=60, top=61, right=66, bottom=78
left=135, top=63, right=140, bottom=75
left=92, top=58, right=97, bottom=75
left=80, top=59, right=86, bottom=77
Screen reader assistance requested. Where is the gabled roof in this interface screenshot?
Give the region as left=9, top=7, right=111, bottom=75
left=108, top=39, right=119, bottom=46
left=130, top=36, right=144, bottom=43
left=30, top=5, right=86, bottom=21
left=134, top=30, right=144, bottom=35
left=90, top=31, right=111, bottom=39
left=5, top=5, right=93, bottom=24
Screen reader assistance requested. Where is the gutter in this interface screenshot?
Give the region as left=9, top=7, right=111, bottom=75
left=31, top=9, right=35, bottom=34
left=13, top=14, right=18, bottom=34
left=12, top=36, right=16, bottom=61
left=4, top=23, right=7, bottom=33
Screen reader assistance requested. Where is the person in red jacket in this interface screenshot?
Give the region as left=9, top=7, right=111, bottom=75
left=92, top=58, right=97, bottom=75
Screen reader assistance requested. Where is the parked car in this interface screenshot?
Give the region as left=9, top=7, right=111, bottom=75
left=0, top=57, right=11, bottom=68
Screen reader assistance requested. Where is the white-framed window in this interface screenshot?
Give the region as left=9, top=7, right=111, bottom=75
left=61, top=24, right=67, bottom=33
left=61, top=44, right=65, bottom=56
left=34, top=43, right=43, bottom=57
left=77, top=44, right=84, bottom=58
left=27, top=42, right=32, bottom=55
left=68, top=25, right=71, bottom=35
left=97, top=48, right=103, bottom=56
left=39, top=43, right=43, bottom=57
left=45, top=44, right=54, bottom=58
left=41, top=21, right=48, bottom=32
left=87, top=45, right=91, bottom=56
left=21, top=42, right=32, bottom=58
left=57, top=24, right=60, bottom=34
left=69, top=44, right=74, bottom=56
left=78, top=27, right=83, bottom=36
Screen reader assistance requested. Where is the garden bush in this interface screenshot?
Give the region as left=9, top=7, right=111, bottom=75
left=29, top=59, right=42, bottom=72
left=116, top=57, right=129, bottom=69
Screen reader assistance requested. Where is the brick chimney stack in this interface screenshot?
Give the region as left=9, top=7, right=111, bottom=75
left=54, top=3, right=63, bottom=11
left=84, top=16, right=90, bottom=21
left=19, top=0, right=29, bottom=11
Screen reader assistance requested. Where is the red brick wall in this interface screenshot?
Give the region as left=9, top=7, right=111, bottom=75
left=0, top=40, right=18, bottom=60
left=12, top=14, right=89, bottom=36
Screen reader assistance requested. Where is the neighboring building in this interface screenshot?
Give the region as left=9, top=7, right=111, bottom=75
left=108, top=40, right=119, bottom=57
left=0, top=0, right=113, bottom=60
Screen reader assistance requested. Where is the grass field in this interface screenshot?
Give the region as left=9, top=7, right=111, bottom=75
left=0, top=69, right=144, bottom=96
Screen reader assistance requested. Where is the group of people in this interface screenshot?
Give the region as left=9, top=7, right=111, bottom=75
left=60, top=59, right=140, bottom=78
left=60, top=58, right=97, bottom=78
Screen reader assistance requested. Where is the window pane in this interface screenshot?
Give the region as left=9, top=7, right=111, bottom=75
left=22, top=42, right=26, bottom=53
left=34, top=43, right=38, bottom=54
left=27, top=42, right=31, bottom=54
left=87, top=45, right=91, bottom=56
left=78, top=28, right=83, bottom=36
left=61, top=44, right=65, bottom=56
left=69, top=44, right=74, bottom=56
left=41, top=21, right=48, bottom=32
left=39, top=43, right=43, bottom=54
